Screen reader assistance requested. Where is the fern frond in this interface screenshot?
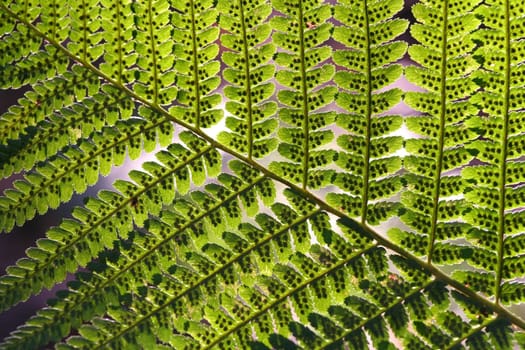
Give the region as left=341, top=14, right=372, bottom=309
left=0, top=75, right=88, bottom=152
left=66, top=1, right=104, bottom=63
left=99, top=0, right=135, bottom=84
left=328, top=0, right=408, bottom=224
left=218, top=0, right=278, bottom=159
left=34, top=0, right=69, bottom=43
left=0, top=160, right=273, bottom=350
left=459, top=0, right=525, bottom=304
left=394, top=0, right=481, bottom=265
left=168, top=0, right=222, bottom=127
left=0, top=82, right=133, bottom=179
left=0, top=23, right=41, bottom=69
left=319, top=271, right=508, bottom=349
left=0, top=44, right=68, bottom=89
left=128, top=0, right=178, bottom=106
left=0, top=108, right=173, bottom=232
left=48, top=192, right=358, bottom=349
left=268, top=0, right=336, bottom=190
left=0, top=132, right=219, bottom=313
left=2, top=0, right=525, bottom=348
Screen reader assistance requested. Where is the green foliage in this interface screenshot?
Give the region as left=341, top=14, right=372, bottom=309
left=1, top=0, right=525, bottom=349
left=399, top=0, right=481, bottom=268
left=329, top=0, right=407, bottom=223
left=218, top=0, right=278, bottom=159
left=269, top=0, right=337, bottom=189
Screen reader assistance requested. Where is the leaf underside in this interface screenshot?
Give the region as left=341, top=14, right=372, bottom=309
left=1, top=0, right=525, bottom=349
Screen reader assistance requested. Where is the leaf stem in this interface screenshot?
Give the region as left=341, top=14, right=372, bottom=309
left=495, top=0, right=511, bottom=303
left=146, top=0, right=159, bottom=105
left=237, top=0, right=254, bottom=159
left=189, top=0, right=202, bottom=128
left=427, top=0, right=449, bottom=264
left=361, top=0, right=372, bottom=224
left=298, top=0, right=310, bottom=190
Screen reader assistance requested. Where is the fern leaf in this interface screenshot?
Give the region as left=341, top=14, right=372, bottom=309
left=395, top=0, right=481, bottom=265
left=128, top=0, right=178, bottom=105
left=66, top=1, right=103, bottom=62
left=0, top=24, right=41, bottom=69
left=0, top=132, right=218, bottom=313
left=52, top=189, right=318, bottom=349
left=0, top=44, right=68, bottom=89
left=0, top=69, right=92, bottom=144
left=0, top=83, right=134, bottom=179
left=168, top=0, right=222, bottom=127
left=218, top=0, right=278, bottom=159
left=34, top=0, right=69, bottom=43
left=0, top=162, right=272, bottom=349
left=458, top=0, right=525, bottom=303
left=268, top=0, right=336, bottom=190
left=0, top=110, right=173, bottom=232
left=99, top=0, right=136, bottom=84
left=327, top=0, right=407, bottom=224
left=2, top=0, right=525, bottom=348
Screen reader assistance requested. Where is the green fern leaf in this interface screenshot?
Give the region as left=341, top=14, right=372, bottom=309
left=328, top=0, right=407, bottom=224
left=0, top=132, right=218, bottom=312
left=99, top=0, right=137, bottom=84
left=168, top=0, right=223, bottom=127
left=268, top=0, right=336, bottom=190
left=0, top=105, right=172, bottom=232
left=459, top=0, right=525, bottom=304
left=2, top=0, right=525, bottom=349
left=217, top=0, right=278, bottom=159
left=395, top=0, right=481, bottom=267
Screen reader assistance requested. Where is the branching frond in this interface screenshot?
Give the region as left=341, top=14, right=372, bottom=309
left=269, top=0, right=337, bottom=190
left=0, top=132, right=219, bottom=314
left=328, top=0, right=407, bottom=224
left=460, top=0, right=525, bottom=304
left=1, top=0, right=525, bottom=349
left=390, top=0, right=480, bottom=265
left=218, top=0, right=278, bottom=159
